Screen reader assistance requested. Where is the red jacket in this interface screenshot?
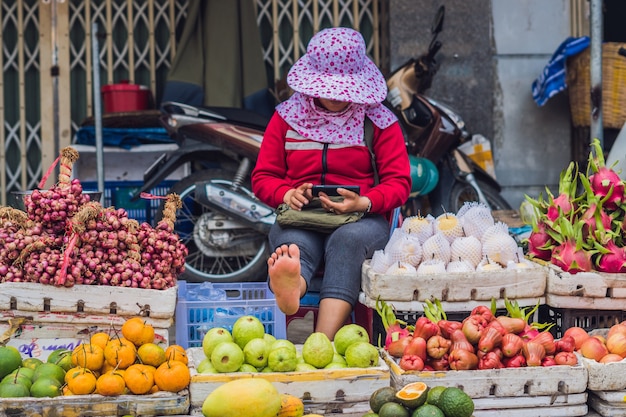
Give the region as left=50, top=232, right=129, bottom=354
left=251, top=113, right=411, bottom=217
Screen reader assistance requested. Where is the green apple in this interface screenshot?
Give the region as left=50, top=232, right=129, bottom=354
left=232, top=316, right=265, bottom=350
left=210, top=342, right=244, bottom=373
left=202, top=327, right=234, bottom=359
left=267, top=347, right=297, bottom=372
left=344, top=341, right=379, bottom=368
left=333, top=324, right=370, bottom=356
left=243, top=338, right=270, bottom=369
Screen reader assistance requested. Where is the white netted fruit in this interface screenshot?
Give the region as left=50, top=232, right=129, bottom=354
left=506, top=248, right=534, bottom=269
left=417, top=259, right=447, bottom=275
left=385, top=232, right=423, bottom=266
left=477, top=256, right=503, bottom=271
left=370, top=249, right=393, bottom=274
left=421, top=233, right=451, bottom=266
left=384, top=228, right=405, bottom=253
left=450, top=235, right=483, bottom=268
left=385, top=261, right=417, bottom=275
left=458, top=201, right=494, bottom=240
left=401, top=214, right=434, bottom=244
left=434, top=212, right=464, bottom=243
left=481, top=222, right=519, bottom=266
left=446, top=259, right=476, bottom=273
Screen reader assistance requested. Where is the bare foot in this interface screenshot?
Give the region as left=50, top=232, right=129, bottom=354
left=268, top=244, right=302, bottom=315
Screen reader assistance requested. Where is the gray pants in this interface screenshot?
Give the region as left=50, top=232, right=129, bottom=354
left=268, top=214, right=390, bottom=306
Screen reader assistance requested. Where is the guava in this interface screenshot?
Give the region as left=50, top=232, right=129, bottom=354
left=196, top=358, right=218, bottom=374
left=302, top=332, right=334, bottom=369
left=210, top=341, right=244, bottom=373
left=202, top=327, right=234, bottom=359
left=344, top=341, right=379, bottom=368
left=243, top=337, right=270, bottom=369
left=331, top=352, right=347, bottom=365
left=238, top=363, right=258, bottom=372
left=295, top=362, right=317, bottom=372
left=232, top=315, right=265, bottom=350
left=263, top=333, right=277, bottom=345
left=324, top=362, right=347, bottom=369
left=333, top=324, right=370, bottom=356
left=270, top=339, right=297, bottom=355
left=267, top=347, right=297, bottom=372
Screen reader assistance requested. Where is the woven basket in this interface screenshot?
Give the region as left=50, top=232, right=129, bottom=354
left=566, top=42, right=626, bottom=129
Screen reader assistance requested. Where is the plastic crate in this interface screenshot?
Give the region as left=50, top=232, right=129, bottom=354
left=175, top=280, right=287, bottom=348
left=539, top=305, right=626, bottom=338
left=81, top=180, right=175, bottom=225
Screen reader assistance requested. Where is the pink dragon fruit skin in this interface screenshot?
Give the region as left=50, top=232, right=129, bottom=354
left=596, top=240, right=626, bottom=273
left=580, top=203, right=612, bottom=240
left=546, top=193, right=574, bottom=222
left=551, top=239, right=593, bottom=274
left=527, top=224, right=553, bottom=261
left=590, top=167, right=625, bottom=210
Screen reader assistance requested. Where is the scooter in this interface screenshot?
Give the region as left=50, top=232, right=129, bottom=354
left=135, top=5, right=510, bottom=283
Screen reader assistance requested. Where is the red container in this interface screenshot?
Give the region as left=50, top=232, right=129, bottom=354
left=101, top=82, right=151, bottom=113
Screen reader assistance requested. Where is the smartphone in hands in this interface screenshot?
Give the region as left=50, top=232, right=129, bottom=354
left=311, top=185, right=360, bottom=197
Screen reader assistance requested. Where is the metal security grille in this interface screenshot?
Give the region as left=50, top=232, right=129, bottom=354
left=0, top=0, right=383, bottom=205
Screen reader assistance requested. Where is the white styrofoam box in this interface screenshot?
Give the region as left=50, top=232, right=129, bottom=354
left=583, top=355, right=626, bottom=391
left=382, top=350, right=588, bottom=398
left=71, top=143, right=189, bottom=182
left=546, top=263, right=626, bottom=309
left=361, top=260, right=547, bottom=303
left=186, top=347, right=390, bottom=414
left=0, top=282, right=177, bottom=319
left=588, top=391, right=626, bottom=417
left=472, top=394, right=587, bottom=417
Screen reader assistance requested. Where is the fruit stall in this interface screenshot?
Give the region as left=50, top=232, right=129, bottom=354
left=4, top=144, right=626, bottom=417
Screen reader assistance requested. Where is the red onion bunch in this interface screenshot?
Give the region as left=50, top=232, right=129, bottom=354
left=136, top=221, right=187, bottom=289
left=24, top=179, right=94, bottom=235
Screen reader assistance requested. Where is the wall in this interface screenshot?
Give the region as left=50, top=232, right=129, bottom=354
left=389, top=0, right=574, bottom=210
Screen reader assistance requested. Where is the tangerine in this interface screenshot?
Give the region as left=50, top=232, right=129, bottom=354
left=71, top=343, right=104, bottom=371
left=121, top=317, right=155, bottom=347
left=164, top=345, right=188, bottom=365
left=154, top=360, right=190, bottom=392
left=96, top=371, right=126, bottom=396
left=67, top=369, right=97, bottom=395
left=137, top=343, right=166, bottom=367
left=65, top=366, right=92, bottom=384
left=90, top=332, right=111, bottom=350
left=104, top=337, right=137, bottom=369
left=123, top=363, right=155, bottom=394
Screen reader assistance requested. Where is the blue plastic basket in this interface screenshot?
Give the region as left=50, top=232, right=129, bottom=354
left=175, top=280, right=287, bottom=349
left=81, top=180, right=176, bottom=225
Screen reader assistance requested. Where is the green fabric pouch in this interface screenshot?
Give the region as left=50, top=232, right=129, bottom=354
left=275, top=197, right=364, bottom=232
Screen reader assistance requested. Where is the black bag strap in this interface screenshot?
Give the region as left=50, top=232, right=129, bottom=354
left=364, top=117, right=379, bottom=185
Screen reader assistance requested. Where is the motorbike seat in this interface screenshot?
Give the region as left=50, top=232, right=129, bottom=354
left=195, top=105, right=271, bottom=130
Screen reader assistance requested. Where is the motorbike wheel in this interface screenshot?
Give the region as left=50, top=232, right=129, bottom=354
left=157, top=169, right=269, bottom=283
left=448, top=179, right=512, bottom=213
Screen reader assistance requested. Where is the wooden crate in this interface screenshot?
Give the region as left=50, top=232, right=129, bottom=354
left=361, top=260, right=547, bottom=303
left=0, top=390, right=189, bottom=416
left=0, top=282, right=177, bottom=319
left=186, top=347, right=390, bottom=415
left=0, top=310, right=171, bottom=360
left=382, top=350, right=588, bottom=416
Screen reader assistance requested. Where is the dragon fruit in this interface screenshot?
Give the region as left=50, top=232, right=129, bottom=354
left=595, top=240, right=626, bottom=273
left=527, top=221, right=554, bottom=261
left=549, top=218, right=594, bottom=273
left=588, top=139, right=625, bottom=211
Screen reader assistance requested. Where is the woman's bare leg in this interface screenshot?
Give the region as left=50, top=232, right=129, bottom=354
left=268, top=244, right=306, bottom=315
left=315, top=298, right=352, bottom=340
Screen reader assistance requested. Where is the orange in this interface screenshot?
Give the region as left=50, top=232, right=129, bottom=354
left=123, top=363, right=155, bottom=395
left=96, top=371, right=126, bottom=396
left=137, top=343, right=166, bottom=367
left=121, top=317, right=155, bottom=347
left=104, top=337, right=137, bottom=369
left=65, top=366, right=94, bottom=384
left=67, top=369, right=97, bottom=395
left=164, top=344, right=188, bottom=365
left=71, top=343, right=105, bottom=371
left=154, top=360, right=190, bottom=393
left=90, top=332, right=111, bottom=350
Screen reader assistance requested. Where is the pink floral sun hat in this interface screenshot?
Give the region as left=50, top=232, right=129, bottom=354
left=286, top=27, right=387, bottom=105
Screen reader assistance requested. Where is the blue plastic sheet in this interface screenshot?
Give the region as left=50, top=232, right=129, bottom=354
left=74, top=126, right=173, bottom=149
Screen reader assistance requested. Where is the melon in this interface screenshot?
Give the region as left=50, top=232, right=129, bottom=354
left=202, top=378, right=281, bottom=417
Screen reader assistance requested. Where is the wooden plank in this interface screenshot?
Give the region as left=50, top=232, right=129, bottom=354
left=187, top=347, right=390, bottom=409
left=361, top=261, right=547, bottom=302
left=382, top=350, right=588, bottom=398
left=0, top=282, right=177, bottom=319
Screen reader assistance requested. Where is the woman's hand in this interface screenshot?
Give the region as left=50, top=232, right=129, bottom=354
left=283, top=183, right=313, bottom=210
left=319, top=188, right=371, bottom=214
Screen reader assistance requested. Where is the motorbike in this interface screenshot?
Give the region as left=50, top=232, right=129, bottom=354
left=135, top=5, right=511, bottom=283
